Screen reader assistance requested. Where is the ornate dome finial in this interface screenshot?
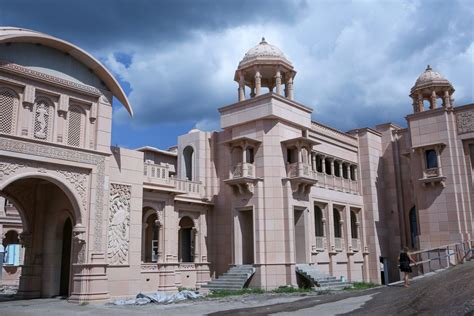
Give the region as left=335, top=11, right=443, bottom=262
left=426, top=65, right=432, bottom=71
left=260, top=37, right=267, bottom=44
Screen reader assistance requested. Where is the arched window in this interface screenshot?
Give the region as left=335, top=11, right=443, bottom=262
left=183, top=146, right=194, bottom=181
left=409, top=207, right=418, bottom=248
left=316, top=155, right=323, bottom=172
left=142, top=208, right=160, bottom=263
left=314, top=206, right=324, bottom=237
left=425, top=149, right=438, bottom=169
left=334, top=161, right=340, bottom=177
left=33, top=97, right=53, bottom=141
left=351, top=211, right=358, bottom=239
left=67, top=105, right=85, bottom=147
left=179, top=216, right=195, bottom=262
left=333, top=208, right=341, bottom=238
left=2, top=230, right=20, bottom=266
left=0, top=88, right=18, bottom=135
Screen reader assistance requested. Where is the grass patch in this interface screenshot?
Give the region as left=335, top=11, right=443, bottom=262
left=207, top=288, right=265, bottom=298
left=271, top=286, right=313, bottom=294
left=345, top=282, right=379, bottom=290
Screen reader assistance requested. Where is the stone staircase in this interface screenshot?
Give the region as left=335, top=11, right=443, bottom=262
left=296, top=264, right=350, bottom=290
left=202, top=265, right=256, bottom=291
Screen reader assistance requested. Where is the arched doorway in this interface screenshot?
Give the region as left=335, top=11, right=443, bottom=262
left=0, top=175, right=80, bottom=299
left=142, top=207, right=160, bottom=263
left=178, top=216, right=194, bottom=262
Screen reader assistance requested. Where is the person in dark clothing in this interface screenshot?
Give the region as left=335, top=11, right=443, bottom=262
left=399, top=246, right=416, bottom=287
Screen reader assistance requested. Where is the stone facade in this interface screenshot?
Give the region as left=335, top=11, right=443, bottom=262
left=0, top=29, right=472, bottom=302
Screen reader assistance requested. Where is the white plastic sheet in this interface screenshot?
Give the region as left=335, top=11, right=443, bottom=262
left=114, top=290, right=202, bottom=305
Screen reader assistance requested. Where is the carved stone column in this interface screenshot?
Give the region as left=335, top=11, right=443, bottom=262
left=430, top=90, right=437, bottom=109
left=443, top=90, right=451, bottom=108
left=286, top=78, right=294, bottom=100
left=255, top=71, right=262, bottom=96
left=275, top=70, right=282, bottom=95
left=238, top=71, right=245, bottom=101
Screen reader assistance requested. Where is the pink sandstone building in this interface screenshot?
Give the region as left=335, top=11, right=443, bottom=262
left=0, top=27, right=472, bottom=302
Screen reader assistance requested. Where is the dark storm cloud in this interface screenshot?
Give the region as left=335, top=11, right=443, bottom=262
left=0, top=0, right=305, bottom=51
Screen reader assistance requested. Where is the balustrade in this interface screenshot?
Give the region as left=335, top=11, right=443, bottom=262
left=315, top=236, right=325, bottom=250
left=231, top=162, right=255, bottom=178
left=143, top=162, right=204, bottom=197
left=334, top=237, right=343, bottom=250
left=352, top=238, right=359, bottom=251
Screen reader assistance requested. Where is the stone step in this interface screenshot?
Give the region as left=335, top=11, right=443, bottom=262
left=206, top=280, right=246, bottom=286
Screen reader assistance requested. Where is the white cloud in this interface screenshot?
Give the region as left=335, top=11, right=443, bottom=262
left=106, top=0, right=473, bottom=132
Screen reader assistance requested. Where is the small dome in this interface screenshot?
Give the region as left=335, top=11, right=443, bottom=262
left=188, top=128, right=200, bottom=134
left=413, top=65, right=451, bottom=89
left=239, top=38, right=291, bottom=66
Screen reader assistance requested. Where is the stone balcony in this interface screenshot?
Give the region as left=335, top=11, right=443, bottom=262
left=286, top=162, right=318, bottom=195
left=419, top=167, right=446, bottom=187
left=143, top=162, right=205, bottom=199
left=224, top=162, right=260, bottom=195
left=315, top=172, right=360, bottom=194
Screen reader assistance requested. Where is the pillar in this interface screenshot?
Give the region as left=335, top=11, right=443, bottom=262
left=321, top=156, right=326, bottom=173
left=417, top=92, right=423, bottom=112
left=339, top=161, right=343, bottom=178
left=346, top=164, right=351, bottom=179
left=443, top=90, right=451, bottom=108
left=312, top=153, right=317, bottom=171
left=255, top=71, right=262, bottom=96
left=430, top=90, right=437, bottom=109
left=238, top=72, right=245, bottom=102
left=286, top=78, right=294, bottom=100
left=330, top=159, right=335, bottom=175
left=275, top=70, right=282, bottom=95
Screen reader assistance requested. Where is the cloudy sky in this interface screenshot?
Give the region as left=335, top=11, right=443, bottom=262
left=1, top=0, right=473, bottom=149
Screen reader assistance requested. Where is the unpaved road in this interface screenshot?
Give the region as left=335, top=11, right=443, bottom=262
left=0, top=261, right=473, bottom=316
left=211, top=260, right=474, bottom=315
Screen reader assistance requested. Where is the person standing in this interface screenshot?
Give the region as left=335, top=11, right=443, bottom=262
left=399, top=247, right=416, bottom=287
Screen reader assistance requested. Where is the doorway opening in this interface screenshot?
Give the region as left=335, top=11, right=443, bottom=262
left=239, top=210, right=254, bottom=264
left=59, top=218, right=72, bottom=297
left=179, top=216, right=194, bottom=262
left=294, top=208, right=306, bottom=263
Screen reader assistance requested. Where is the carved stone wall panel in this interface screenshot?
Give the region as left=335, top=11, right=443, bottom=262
left=457, top=110, right=474, bottom=134
left=0, top=137, right=106, bottom=252
left=107, top=183, right=131, bottom=265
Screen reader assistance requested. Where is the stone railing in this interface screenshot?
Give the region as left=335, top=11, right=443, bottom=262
left=171, top=178, right=203, bottom=196
left=315, top=236, right=325, bottom=250
left=287, top=162, right=316, bottom=179
left=143, top=162, right=204, bottom=198
left=334, top=237, right=343, bottom=251
left=231, top=162, right=255, bottom=178
left=352, top=238, right=359, bottom=251
left=316, top=172, right=359, bottom=194
left=144, top=162, right=170, bottom=183
left=423, top=167, right=440, bottom=178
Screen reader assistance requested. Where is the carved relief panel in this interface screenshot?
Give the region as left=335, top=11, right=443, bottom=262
left=457, top=110, right=474, bottom=134
left=107, top=183, right=131, bottom=265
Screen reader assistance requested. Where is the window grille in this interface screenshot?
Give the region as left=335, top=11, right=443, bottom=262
left=0, top=89, right=17, bottom=135
left=67, top=106, right=84, bottom=147
left=33, top=99, right=52, bottom=140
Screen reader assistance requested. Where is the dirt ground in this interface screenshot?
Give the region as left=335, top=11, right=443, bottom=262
left=0, top=261, right=473, bottom=316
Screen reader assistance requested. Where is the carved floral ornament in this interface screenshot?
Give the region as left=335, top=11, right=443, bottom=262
left=0, top=137, right=106, bottom=252
left=107, top=183, right=131, bottom=265
left=0, top=158, right=90, bottom=215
